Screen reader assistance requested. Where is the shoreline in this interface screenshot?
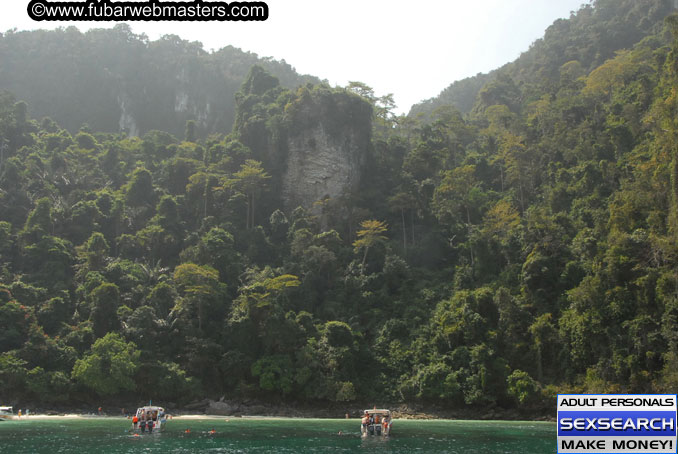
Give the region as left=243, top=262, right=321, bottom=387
left=5, top=400, right=555, bottom=422
left=5, top=414, right=555, bottom=423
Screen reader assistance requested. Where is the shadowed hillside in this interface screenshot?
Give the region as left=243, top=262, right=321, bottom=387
left=0, top=24, right=319, bottom=137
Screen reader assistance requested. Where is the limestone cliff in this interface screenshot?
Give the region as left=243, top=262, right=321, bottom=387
left=234, top=67, right=373, bottom=215
left=0, top=25, right=318, bottom=138
left=281, top=89, right=372, bottom=212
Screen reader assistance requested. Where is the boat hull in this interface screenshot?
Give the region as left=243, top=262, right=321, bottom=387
left=131, top=419, right=167, bottom=433
left=361, top=423, right=391, bottom=437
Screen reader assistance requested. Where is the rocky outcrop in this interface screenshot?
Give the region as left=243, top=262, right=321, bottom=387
left=281, top=89, right=372, bottom=213
left=234, top=68, right=373, bottom=214
left=117, top=95, right=139, bottom=137
left=206, top=399, right=240, bottom=415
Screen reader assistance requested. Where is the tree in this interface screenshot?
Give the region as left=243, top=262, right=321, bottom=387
left=433, top=165, right=480, bottom=225
left=0, top=353, right=28, bottom=399
left=251, top=354, right=295, bottom=395
left=498, top=133, right=534, bottom=212
left=528, top=313, right=558, bottom=382
left=125, top=168, right=155, bottom=208
left=231, top=268, right=300, bottom=321
left=352, top=219, right=388, bottom=268
left=346, top=81, right=375, bottom=101
left=21, top=197, right=52, bottom=242
left=507, top=370, right=538, bottom=406
left=433, top=165, right=485, bottom=269
left=173, top=263, right=224, bottom=332
left=146, top=281, right=177, bottom=319
left=37, top=297, right=73, bottom=336
left=231, top=160, right=270, bottom=230
left=89, top=282, right=121, bottom=338
left=388, top=190, right=417, bottom=255
left=190, top=227, right=241, bottom=290
left=185, top=120, right=197, bottom=142
left=81, top=232, right=109, bottom=272
left=71, top=332, right=140, bottom=396
left=0, top=301, right=31, bottom=351
left=23, top=236, right=73, bottom=290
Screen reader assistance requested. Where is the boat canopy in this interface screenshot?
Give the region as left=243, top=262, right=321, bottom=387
left=136, top=406, right=164, bottom=413
left=363, top=409, right=390, bottom=415
left=0, top=406, right=12, bottom=412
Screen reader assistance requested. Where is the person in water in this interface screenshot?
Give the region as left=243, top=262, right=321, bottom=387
left=361, top=411, right=370, bottom=435
left=147, top=411, right=154, bottom=433
left=382, top=416, right=390, bottom=436
left=139, top=412, right=147, bottom=433
left=132, top=414, right=139, bottom=429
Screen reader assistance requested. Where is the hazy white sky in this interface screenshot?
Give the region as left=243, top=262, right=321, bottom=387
left=1, top=0, right=588, bottom=112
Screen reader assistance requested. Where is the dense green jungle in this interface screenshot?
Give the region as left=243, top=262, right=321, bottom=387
left=2, top=0, right=678, bottom=417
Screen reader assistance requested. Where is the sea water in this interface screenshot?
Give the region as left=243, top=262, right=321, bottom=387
left=0, top=417, right=555, bottom=453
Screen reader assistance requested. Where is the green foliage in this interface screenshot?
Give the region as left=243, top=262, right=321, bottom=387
left=0, top=300, right=31, bottom=351
left=0, top=353, right=28, bottom=398
left=353, top=219, right=388, bottom=268
left=125, top=168, right=155, bottom=208
left=507, top=370, right=538, bottom=405
left=37, top=297, right=72, bottom=336
left=251, top=355, right=295, bottom=395
left=21, top=198, right=52, bottom=242
left=135, top=361, right=198, bottom=403
left=173, top=263, right=226, bottom=332
left=1, top=0, right=678, bottom=412
left=81, top=232, right=109, bottom=272
left=89, top=282, right=121, bottom=338
left=71, top=332, right=140, bottom=396
left=322, top=321, right=354, bottom=349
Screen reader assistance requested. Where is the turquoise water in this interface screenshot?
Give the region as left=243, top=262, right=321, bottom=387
left=0, top=417, right=556, bottom=453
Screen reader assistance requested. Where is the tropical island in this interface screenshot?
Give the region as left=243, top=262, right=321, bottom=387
left=1, top=0, right=678, bottom=420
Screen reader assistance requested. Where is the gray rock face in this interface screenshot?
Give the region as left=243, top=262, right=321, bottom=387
left=283, top=125, right=363, bottom=213
left=280, top=91, right=372, bottom=214
left=206, top=400, right=240, bottom=415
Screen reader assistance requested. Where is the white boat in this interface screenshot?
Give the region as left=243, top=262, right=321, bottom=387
left=131, top=405, right=168, bottom=433
left=360, top=409, right=392, bottom=437
left=0, top=406, right=14, bottom=421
